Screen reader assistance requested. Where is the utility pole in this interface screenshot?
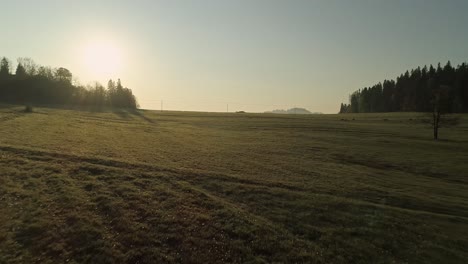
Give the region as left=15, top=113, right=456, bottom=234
left=227, top=104, right=229, bottom=113
left=161, top=100, right=163, bottom=112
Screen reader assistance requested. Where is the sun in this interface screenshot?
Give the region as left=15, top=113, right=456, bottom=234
left=83, top=40, right=123, bottom=77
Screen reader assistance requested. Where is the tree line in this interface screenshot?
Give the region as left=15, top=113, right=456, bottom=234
left=0, top=57, right=138, bottom=109
left=339, top=61, right=468, bottom=113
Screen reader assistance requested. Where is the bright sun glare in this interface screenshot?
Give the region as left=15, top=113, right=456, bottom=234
left=83, top=41, right=123, bottom=77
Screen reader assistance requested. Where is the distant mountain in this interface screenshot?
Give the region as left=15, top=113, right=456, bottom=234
left=265, top=108, right=321, bottom=115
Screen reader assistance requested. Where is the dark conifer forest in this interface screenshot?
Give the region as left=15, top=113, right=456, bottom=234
left=340, top=61, right=468, bottom=113
left=0, top=57, right=137, bottom=109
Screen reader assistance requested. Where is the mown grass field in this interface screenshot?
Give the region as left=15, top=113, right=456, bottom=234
left=0, top=105, right=467, bottom=263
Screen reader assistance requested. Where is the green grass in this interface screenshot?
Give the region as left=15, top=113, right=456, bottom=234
left=0, top=105, right=467, bottom=263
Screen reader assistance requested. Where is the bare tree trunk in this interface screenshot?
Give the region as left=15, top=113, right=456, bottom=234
left=433, top=109, right=440, bottom=140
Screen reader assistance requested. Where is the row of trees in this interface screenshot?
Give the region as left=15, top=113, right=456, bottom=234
left=0, top=57, right=137, bottom=109
left=339, top=61, right=468, bottom=113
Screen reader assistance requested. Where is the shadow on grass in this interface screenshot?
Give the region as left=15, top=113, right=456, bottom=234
left=111, top=108, right=155, bottom=123
left=129, top=109, right=155, bottom=123
left=0, top=103, right=156, bottom=123
left=112, top=109, right=133, bottom=120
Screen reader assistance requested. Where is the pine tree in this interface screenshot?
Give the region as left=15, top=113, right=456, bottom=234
left=0, top=57, right=10, bottom=78
left=15, top=63, right=27, bottom=78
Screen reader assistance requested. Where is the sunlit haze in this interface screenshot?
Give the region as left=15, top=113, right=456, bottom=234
left=82, top=40, right=124, bottom=80
left=1, top=0, right=468, bottom=113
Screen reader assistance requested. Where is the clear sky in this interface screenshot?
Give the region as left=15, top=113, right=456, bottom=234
left=1, top=0, right=468, bottom=113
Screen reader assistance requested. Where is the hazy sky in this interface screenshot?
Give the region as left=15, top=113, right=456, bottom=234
left=2, top=0, right=468, bottom=113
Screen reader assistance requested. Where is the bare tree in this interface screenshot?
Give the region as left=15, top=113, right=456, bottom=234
left=17, top=57, right=37, bottom=76
left=429, top=85, right=459, bottom=140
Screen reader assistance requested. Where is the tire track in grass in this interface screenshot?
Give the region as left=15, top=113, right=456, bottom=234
left=1, top=147, right=324, bottom=262
left=2, top=144, right=468, bottom=220
left=64, top=160, right=322, bottom=262
left=2, top=145, right=468, bottom=262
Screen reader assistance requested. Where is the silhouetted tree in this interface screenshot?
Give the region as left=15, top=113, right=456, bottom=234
left=429, top=85, right=459, bottom=140
left=37, top=66, right=54, bottom=79
left=107, top=79, right=116, bottom=105
left=0, top=56, right=138, bottom=109
left=55, top=67, right=72, bottom=83
left=0, top=57, right=11, bottom=78
left=17, top=58, right=37, bottom=76
left=340, top=60, right=468, bottom=114
left=15, top=63, right=27, bottom=78
left=339, top=103, right=345, bottom=113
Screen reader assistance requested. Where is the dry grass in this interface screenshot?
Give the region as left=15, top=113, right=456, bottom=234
left=0, top=105, right=467, bottom=263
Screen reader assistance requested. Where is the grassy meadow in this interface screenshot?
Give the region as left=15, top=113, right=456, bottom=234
left=0, top=105, right=467, bottom=263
